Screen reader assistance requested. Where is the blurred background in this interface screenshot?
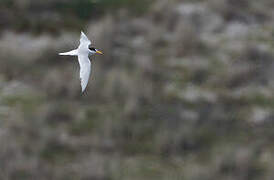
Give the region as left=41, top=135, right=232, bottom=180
left=1, top=0, right=274, bottom=179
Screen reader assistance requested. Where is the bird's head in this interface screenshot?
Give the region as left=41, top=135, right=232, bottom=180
left=88, top=46, right=103, bottom=55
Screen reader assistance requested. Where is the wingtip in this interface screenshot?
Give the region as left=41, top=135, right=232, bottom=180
left=81, top=31, right=86, bottom=36
left=81, top=85, right=86, bottom=93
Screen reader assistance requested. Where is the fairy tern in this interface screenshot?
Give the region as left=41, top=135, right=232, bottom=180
left=59, top=31, right=103, bottom=93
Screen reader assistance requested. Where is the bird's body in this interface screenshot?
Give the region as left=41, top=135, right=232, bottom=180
left=59, top=31, right=103, bottom=93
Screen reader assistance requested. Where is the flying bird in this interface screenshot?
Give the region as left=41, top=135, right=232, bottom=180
left=59, top=31, right=103, bottom=93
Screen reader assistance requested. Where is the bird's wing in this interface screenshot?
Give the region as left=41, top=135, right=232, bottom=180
left=78, top=53, right=91, bottom=92
left=80, top=31, right=91, bottom=47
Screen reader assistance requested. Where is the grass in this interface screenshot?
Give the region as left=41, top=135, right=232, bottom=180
left=0, top=0, right=153, bottom=33
left=40, top=140, right=77, bottom=164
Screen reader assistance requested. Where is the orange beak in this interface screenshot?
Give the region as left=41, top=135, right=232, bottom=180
left=96, top=50, right=103, bottom=55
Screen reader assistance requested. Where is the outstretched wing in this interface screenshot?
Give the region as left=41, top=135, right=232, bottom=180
left=78, top=53, right=91, bottom=92
left=80, top=31, right=91, bottom=47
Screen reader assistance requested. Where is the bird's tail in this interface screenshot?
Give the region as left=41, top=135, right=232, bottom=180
left=59, top=49, right=78, bottom=56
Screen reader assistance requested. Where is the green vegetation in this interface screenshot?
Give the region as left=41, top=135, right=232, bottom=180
left=1, top=0, right=274, bottom=179
left=0, top=0, right=152, bottom=33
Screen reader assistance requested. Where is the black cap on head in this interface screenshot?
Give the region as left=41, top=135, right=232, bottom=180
left=88, top=45, right=96, bottom=51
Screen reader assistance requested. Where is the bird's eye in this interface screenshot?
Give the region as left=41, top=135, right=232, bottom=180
left=89, top=47, right=96, bottom=51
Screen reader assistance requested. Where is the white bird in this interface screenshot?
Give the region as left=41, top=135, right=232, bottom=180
left=59, top=31, right=103, bottom=93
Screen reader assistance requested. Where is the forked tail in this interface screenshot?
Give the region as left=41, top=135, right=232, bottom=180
left=59, top=49, right=78, bottom=56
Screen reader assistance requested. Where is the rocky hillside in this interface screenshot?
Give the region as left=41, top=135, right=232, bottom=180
left=1, top=0, right=274, bottom=179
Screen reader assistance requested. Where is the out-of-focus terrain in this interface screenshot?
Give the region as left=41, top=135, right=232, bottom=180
left=1, top=0, right=274, bottom=179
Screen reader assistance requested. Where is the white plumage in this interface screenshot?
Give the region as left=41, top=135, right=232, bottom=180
left=78, top=53, right=91, bottom=92
left=59, top=31, right=103, bottom=93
